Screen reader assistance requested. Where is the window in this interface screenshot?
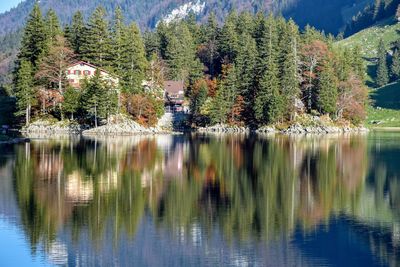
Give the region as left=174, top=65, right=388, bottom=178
left=67, top=70, right=71, bottom=75
left=74, top=70, right=81, bottom=75
left=84, top=70, right=91, bottom=75
left=68, top=79, right=75, bottom=83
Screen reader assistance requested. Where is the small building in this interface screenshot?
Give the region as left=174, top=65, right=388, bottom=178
left=66, top=61, right=119, bottom=88
left=164, top=81, right=185, bottom=113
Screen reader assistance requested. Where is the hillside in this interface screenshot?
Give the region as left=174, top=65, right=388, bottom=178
left=0, top=0, right=374, bottom=36
left=337, top=16, right=400, bottom=127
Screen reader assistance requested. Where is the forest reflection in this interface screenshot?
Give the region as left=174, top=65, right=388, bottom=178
left=7, top=133, right=400, bottom=265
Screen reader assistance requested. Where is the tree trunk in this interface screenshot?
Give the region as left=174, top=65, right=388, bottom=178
left=25, top=106, right=30, bottom=126
left=94, top=105, right=98, bottom=128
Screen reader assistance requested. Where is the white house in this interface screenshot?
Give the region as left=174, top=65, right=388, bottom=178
left=66, top=61, right=119, bottom=88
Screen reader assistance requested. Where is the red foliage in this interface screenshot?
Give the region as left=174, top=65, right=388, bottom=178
left=125, top=94, right=159, bottom=126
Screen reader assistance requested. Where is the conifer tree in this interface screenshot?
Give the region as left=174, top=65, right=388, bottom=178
left=218, top=12, right=239, bottom=63
left=63, top=86, right=80, bottom=120
left=165, top=23, right=197, bottom=81
left=121, top=23, right=148, bottom=93
left=111, top=6, right=126, bottom=76
left=44, top=9, right=61, bottom=46
left=351, top=46, right=365, bottom=80
left=15, top=60, right=35, bottom=126
left=202, top=12, right=219, bottom=76
left=69, top=11, right=86, bottom=56
left=280, top=19, right=300, bottom=119
left=210, top=65, right=237, bottom=124
left=254, top=14, right=283, bottom=124
left=81, top=71, right=107, bottom=127
left=235, top=33, right=257, bottom=121
left=376, top=39, right=389, bottom=87
left=317, top=59, right=338, bottom=115
left=18, top=3, right=47, bottom=68
left=81, top=6, right=112, bottom=67
left=391, top=49, right=400, bottom=81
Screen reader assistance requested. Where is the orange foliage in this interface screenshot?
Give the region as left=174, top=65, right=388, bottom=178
left=125, top=94, right=159, bottom=126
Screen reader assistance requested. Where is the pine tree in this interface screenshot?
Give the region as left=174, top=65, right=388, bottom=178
left=44, top=9, right=61, bottom=46
left=165, top=23, right=197, bottom=81
left=254, top=14, right=283, bottom=125
left=391, top=49, right=400, bottom=81
left=63, top=86, right=80, bottom=120
left=18, top=3, right=47, bottom=68
left=235, top=32, right=257, bottom=122
left=351, top=45, right=365, bottom=80
left=280, top=19, right=300, bottom=119
left=317, top=60, right=338, bottom=115
left=80, top=71, right=107, bottom=127
left=121, top=23, right=148, bottom=93
left=14, top=60, right=35, bottom=126
left=81, top=6, right=112, bottom=67
left=111, top=6, right=126, bottom=76
left=210, top=64, right=237, bottom=124
left=69, top=11, right=86, bottom=56
left=218, top=12, right=239, bottom=63
left=376, top=39, right=389, bottom=87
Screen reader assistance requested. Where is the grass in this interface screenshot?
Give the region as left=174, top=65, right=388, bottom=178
left=365, top=82, right=400, bottom=128
left=337, top=16, right=400, bottom=84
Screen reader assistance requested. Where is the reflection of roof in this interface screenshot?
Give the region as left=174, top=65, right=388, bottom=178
left=164, top=81, right=184, bottom=94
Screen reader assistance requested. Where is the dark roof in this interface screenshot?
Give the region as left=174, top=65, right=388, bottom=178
left=164, top=81, right=184, bottom=94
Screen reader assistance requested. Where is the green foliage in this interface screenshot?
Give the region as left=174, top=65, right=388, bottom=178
left=376, top=39, right=389, bottom=87
left=81, top=6, right=112, bottom=68
left=63, top=86, right=80, bottom=120
left=120, top=23, right=148, bottom=93
left=317, top=60, right=338, bottom=115
left=14, top=60, right=35, bottom=125
left=391, top=48, right=400, bottom=80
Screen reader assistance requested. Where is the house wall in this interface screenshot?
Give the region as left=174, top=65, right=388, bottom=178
left=66, top=63, right=119, bottom=88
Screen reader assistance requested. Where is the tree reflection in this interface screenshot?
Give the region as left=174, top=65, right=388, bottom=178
left=9, top=133, right=400, bottom=265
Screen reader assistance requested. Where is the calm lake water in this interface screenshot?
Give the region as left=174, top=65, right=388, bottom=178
left=0, top=132, right=399, bottom=267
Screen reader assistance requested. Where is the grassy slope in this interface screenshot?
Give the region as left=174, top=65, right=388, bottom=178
left=338, top=17, right=400, bottom=128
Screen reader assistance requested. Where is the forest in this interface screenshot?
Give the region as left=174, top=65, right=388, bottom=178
left=13, top=3, right=369, bottom=129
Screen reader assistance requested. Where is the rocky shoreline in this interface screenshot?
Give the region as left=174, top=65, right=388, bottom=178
left=197, top=123, right=369, bottom=135
left=22, top=117, right=171, bottom=136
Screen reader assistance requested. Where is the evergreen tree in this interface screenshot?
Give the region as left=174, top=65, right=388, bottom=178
left=63, top=86, right=80, bottom=120
left=351, top=45, right=365, bottom=80
left=235, top=32, right=257, bottom=122
left=121, top=23, right=148, bottom=93
left=317, top=59, right=338, bottom=115
left=69, top=11, right=86, bottom=56
left=376, top=39, right=389, bottom=87
left=15, top=60, right=35, bottom=126
left=218, top=12, right=239, bottom=63
left=280, top=19, right=300, bottom=119
left=44, top=9, right=61, bottom=46
left=81, top=6, right=112, bottom=67
left=80, top=71, right=107, bottom=127
left=111, top=6, right=126, bottom=76
left=165, top=23, right=197, bottom=81
left=391, top=49, right=400, bottom=81
left=210, top=65, right=237, bottom=124
left=254, top=14, right=283, bottom=124
left=18, top=3, right=47, bottom=68
left=201, top=12, right=219, bottom=76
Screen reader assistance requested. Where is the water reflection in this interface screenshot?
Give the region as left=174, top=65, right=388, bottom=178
left=1, top=133, right=400, bottom=266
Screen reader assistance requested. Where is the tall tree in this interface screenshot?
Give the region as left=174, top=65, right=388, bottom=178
left=391, top=48, right=400, bottom=81
left=111, top=6, right=126, bottom=76
left=44, top=9, right=61, bottom=46
left=218, top=12, right=239, bottom=63
left=376, top=39, right=389, bottom=87
left=280, top=19, right=300, bottom=119
left=18, top=2, right=47, bottom=68
left=15, top=60, right=35, bottom=126
left=81, top=6, right=111, bottom=67
left=121, top=23, right=148, bottom=93
left=68, top=11, right=86, bottom=56
left=317, top=59, right=338, bottom=115
left=210, top=64, right=237, bottom=124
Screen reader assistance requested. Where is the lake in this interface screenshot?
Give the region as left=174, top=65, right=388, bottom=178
left=0, top=132, right=399, bottom=267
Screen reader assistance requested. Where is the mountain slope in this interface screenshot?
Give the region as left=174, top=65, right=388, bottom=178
left=0, top=0, right=375, bottom=36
